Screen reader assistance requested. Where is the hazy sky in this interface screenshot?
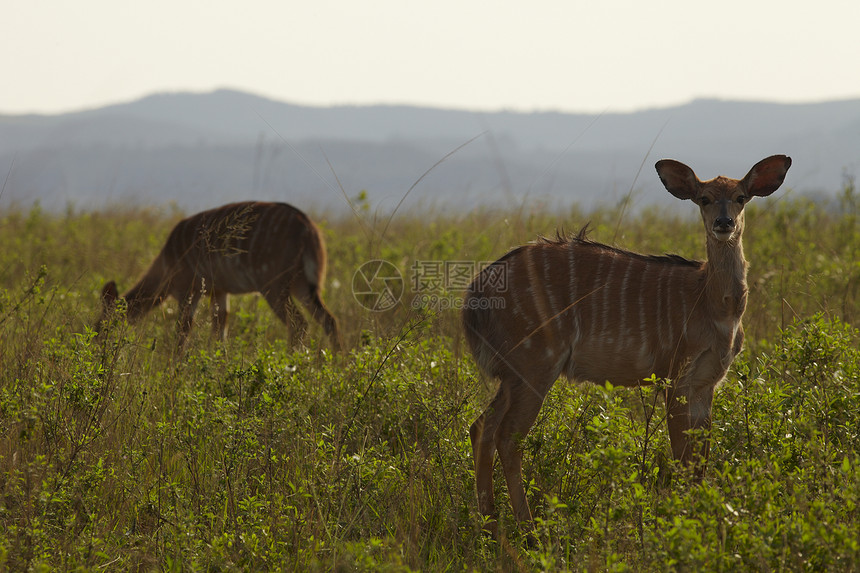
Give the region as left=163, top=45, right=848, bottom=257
left=4, top=0, right=860, bottom=115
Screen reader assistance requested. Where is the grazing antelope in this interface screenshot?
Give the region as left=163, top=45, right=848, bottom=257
left=97, top=201, right=342, bottom=351
left=463, top=155, right=791, bottom=537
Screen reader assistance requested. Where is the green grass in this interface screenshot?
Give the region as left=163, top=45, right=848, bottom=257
left=2, top=188, right=860, bottom=571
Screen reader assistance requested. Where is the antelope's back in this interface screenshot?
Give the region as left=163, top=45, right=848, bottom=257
left=462, top=236, right=705, bottom=386
left=162, top=202, right=322, bottom=292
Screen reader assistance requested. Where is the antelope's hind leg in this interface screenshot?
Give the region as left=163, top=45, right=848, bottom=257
left=262, top=288, right=308, bottom=348
left=295, top=282, right=343, bottom=351
left=494, top=378, right=549, bottom=528
left=470, top=384, right=511, bottom=537
left=471, top=368, right=552, bottom=540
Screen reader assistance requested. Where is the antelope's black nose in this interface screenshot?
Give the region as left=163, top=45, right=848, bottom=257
left=714, top=216, right=734, bottom=230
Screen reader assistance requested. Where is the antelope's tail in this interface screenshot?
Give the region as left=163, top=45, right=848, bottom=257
left=462, top=280, right=499, bottom=377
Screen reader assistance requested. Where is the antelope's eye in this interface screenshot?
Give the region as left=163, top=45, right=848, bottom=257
left=699, top=196, right=711, bottom=206
left=736, top=195, right=747, bottom=205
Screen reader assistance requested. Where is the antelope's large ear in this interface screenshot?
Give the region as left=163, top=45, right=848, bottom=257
left=655, top=159, right=701, bottom=200
left=743, top=155, right=792, bottom=197
left=101, top=281, right=119, bottom=308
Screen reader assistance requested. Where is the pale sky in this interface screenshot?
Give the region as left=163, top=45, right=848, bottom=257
left=4, top=0, right=860, bottom=115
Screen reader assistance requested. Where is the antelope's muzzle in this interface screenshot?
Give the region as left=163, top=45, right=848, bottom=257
left=713, top=201, right=735, bottom=238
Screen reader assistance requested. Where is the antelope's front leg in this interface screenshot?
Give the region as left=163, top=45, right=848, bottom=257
left=211, top=292, right=229, bottom=341
left=665, top=352, right=721, bottom=477
left=732, top=324, right=745, bottom=358
left=177, top=291, right=202, bottom=350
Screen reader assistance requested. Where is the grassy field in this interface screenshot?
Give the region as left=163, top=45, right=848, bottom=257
left=2, top=188, right=860, bottom=571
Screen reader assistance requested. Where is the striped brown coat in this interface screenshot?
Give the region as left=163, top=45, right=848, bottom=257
left=463, top=155, right=791, bottom=537
left=98, top=201, right=342, bottom=351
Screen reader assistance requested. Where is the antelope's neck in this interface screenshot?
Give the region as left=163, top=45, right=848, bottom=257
left=704, top=236, right=748, bottom=319
left=123, top=269, right=169, bottom=319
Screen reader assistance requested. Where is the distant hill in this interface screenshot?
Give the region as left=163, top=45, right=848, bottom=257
left=1, top=89, right=858, bottom=214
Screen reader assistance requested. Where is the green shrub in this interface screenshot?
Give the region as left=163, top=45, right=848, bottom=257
left=1, top=199, right=860, bottom=570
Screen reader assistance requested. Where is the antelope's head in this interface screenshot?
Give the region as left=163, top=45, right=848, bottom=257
left=655, top=155, right=792, bottom=243
left=95, top=280, right=123, bottom=335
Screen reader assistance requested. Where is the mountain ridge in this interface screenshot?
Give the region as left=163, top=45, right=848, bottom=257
left=1, top=89, right=858, bottom=214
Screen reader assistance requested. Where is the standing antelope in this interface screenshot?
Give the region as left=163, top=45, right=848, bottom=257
left=463, top=155, right=791, bottom=537
left=97, top=201, right=342, bottom=351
